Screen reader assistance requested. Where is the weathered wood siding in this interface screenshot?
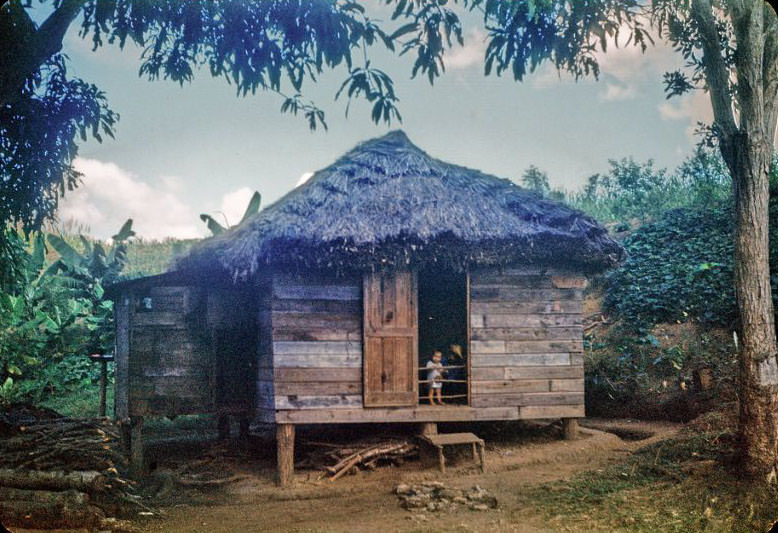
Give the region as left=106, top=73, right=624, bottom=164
left=268, top=272, right=363, bottom=413
left=127, top=286, right=213, bottom=417
left=114, top=294, right=130, bottom=420
left=469, top=267, right=586, bottom=419
left=123, top=283, right=258, bottom=419
left=256, top=276, right=275, bottom=422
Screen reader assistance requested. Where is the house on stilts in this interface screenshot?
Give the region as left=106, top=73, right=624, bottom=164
left=107, top=131, right=624, bottom=484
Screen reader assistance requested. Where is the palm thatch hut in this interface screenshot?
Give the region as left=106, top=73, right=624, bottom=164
left=108, top=131, right=623, bottom=483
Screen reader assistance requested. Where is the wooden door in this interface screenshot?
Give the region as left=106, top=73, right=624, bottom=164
left=363, top=270, right=418, bottom=407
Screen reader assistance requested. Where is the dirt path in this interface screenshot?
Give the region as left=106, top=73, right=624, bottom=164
left=140, top=419, right=680, bottom=533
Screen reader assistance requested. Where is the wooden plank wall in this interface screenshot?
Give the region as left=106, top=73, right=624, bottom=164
left=469, top=267, right=586, bottom=419
left=256, top=276, right=276, bottom=422
left=267, top=272, right=363, bottom=412
left=127, top=286, right=214, bottom=417
left=114, top=294, right=130, bottom=420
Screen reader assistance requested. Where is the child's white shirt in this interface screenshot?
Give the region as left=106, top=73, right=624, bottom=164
left=426, top=360, right=443, bottom=389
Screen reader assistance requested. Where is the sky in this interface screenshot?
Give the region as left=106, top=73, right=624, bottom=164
left=44, top=2, right=713, bottom=241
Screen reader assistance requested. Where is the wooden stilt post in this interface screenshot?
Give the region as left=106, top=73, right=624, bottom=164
left=563, top=418, right=579, bottom=440
left=239, top=416, right=250, bottom=439
left=129, top=416, right=144, bottom=476
left=276, top=424, right=295, bottom=486
left=217, top=415, right=230, bottom=440
left=418, top=422, right=437, bottom=436
left=98, top=359, right=107, bottom=417
left=119, top=419, right=131, bottom=456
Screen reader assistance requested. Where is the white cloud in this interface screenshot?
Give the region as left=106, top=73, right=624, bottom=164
left=601, top=82, right=637, bottom=102
left=218, top=186, right=256, bottom=226
left=658, top=90, right=714, bottom=141
left=296, top=171, right=314, bottom=187
left=528, top=63, right=576, bottom=89
left=59, top=158, right=205, bottom=241
left=592, top=30, right=680, bottom=102
left=444, top=28, right=487, bottom=71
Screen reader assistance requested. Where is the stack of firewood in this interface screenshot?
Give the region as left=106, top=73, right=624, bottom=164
left=0, top=405, right=142, bottom=530
left=299, top=439, right=418, bottom=481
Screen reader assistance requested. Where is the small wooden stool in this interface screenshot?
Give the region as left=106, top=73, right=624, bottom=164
left=420, top=432, right=486, bottom=473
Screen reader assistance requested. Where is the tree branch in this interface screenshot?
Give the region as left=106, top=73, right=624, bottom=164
left=0, top=0, right=82, bottom=107
left=762, top=2, right=778, bottom=142
left=34, top=0, right=83, bottom=62
left=727, top=0, right=766, bottom=142
left=690, top=0, right=739, bottom=139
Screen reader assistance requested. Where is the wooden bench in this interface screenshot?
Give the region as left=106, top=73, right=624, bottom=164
left=420, top=432, right=486, bottom=473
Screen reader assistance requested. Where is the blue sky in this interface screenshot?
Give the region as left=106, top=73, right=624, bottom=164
left=48, top=2, right=712, bottom=241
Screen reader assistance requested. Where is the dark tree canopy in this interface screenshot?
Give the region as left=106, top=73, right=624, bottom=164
left=0, top=0, right=466, bottom=233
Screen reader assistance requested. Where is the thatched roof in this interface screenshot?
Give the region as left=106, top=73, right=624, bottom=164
left=177, top=131, right=624, bottom=277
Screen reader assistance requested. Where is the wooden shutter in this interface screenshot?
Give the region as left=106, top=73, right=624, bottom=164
left=363, top=270, right=418, bottom=407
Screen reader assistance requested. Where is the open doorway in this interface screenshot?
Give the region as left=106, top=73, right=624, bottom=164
left=418, top=268, right=468, bottom=406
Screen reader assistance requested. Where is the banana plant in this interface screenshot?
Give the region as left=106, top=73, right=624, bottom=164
left=200, top=191, right=261, bottom=236
left=45, top=219, right=135, bottom=286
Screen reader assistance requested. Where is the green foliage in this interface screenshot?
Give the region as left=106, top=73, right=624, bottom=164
left=0, top=51, right=117, bottom=234
left=603, top=205, right=739, bottom=329
left=199, top=191, right=262, bottom=236
left=521, top=165, right=550, bottom=196
left=565, top=149, right=730, bottom=225
left=0, top=220, right=133, bottom=405
left=0, top=229, right=34, bottom=294
left=39, top=367, right=115, bottom=418
left=123, top=238, right=197, bottom=278
left=584, top=325, right=737, bottom=419
left=601, top=160, right=778, bottom=330
left=471, top=0, right=648, bottom=81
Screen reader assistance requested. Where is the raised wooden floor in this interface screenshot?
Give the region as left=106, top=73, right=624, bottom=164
left=269, top=404, right=584, bottom=424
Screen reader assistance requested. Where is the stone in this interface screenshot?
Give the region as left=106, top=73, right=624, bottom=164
left=395, top=483, right=412, bottom=495
left=439, top=488, right=460, bottom=500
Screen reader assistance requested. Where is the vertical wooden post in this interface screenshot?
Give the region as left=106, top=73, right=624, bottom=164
left=98, top=359, right=107, bottom=418
left=239, top=416, right=250, bottom=439
left=217, top=415, right=230, bottom=440
left=119, top=419, right=132, bottom=456
left=437, top=447, right=446, bottom=473
left=276, top=423, right=295, bottom=486
left=130, top=416, right=144, bottom=476
left=418, top=422, right=437, bottom=436
left=563, top=418, right=579, bottom=440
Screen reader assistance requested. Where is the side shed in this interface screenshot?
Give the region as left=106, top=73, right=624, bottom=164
left=110, top=131, right=623, bottom=483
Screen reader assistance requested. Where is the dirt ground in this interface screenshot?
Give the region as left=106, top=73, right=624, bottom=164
left=128, top=418, right=680, bottom=533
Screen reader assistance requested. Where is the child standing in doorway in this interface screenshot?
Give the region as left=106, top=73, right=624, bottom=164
left=426, top=350, right=446, bottom=405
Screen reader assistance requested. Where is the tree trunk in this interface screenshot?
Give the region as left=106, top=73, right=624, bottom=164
left=0, top=500, right=103, bottom=530
left=694, top=0, right=778, bottom=480
left=728, top=132, right=778, bottom=479
left=0, top=469, right=106, bottom=493
left=723, top=0, right=778, bottom=480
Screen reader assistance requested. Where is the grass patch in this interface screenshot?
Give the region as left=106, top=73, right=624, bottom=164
left=520, top=412, right=778, bottom=532
left=40, top=381, right=115, bottom=418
